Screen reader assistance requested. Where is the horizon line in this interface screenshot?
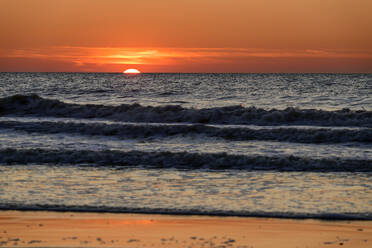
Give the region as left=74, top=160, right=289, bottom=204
left=1, top=71, right=372, bottom=74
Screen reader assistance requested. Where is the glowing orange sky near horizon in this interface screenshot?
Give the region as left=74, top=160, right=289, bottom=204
left=0, top=0, right=371, bottom=72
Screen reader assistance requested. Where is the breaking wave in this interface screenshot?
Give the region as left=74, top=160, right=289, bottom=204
left=0, top=120, right=371, bottom=144
left=0, top=205, right=370, bottom=220
left=1, top=94, right=371, bottom=127
left=1, top=148, right=370, bottom=172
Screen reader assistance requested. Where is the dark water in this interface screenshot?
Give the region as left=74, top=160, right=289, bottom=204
left=0, top=73, right=371, bottom=219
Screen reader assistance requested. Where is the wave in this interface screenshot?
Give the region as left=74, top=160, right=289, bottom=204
left=1, top=94, right=371, bottom=127
left=0, top=120, right=371, bottom=144
left=0, top=205, right=370, bottom=220
left=1, top=148, right=370, bottom=172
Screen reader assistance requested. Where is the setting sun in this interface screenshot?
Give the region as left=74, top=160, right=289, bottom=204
left=123, top=68, right=141, bottom=74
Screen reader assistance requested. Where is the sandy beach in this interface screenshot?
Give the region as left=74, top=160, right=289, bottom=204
left=0, top=210, right=370, bottom=248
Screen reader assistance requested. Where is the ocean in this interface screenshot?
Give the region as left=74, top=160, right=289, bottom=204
left=0, top=73, right=371, bottom=219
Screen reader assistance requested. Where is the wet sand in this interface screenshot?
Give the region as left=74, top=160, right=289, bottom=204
left=0, top=210, right=371, bottom=248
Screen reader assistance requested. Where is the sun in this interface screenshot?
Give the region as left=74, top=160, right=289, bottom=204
left=123, top=68, right=141, bottom=74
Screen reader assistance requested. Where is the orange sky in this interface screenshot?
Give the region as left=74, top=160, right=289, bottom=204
left=1, top=0, right=371, bottom=72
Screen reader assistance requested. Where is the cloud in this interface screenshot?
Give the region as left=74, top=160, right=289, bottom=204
left=1, top=46, right=371, bottom=68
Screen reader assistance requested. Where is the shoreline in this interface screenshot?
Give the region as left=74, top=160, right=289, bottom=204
left=0, top=207, right=370, bottom=221
left=0, top=210, right=371, bottom=248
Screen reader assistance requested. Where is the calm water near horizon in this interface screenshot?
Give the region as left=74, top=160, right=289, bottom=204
left=0, top=73, right=371, bottom=219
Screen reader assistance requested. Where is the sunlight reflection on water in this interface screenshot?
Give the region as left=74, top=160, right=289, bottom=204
left=0, top=165, right=371, bottom=218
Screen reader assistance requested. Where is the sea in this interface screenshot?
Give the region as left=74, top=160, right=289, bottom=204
left=0, top=73, right=371, bottom=220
